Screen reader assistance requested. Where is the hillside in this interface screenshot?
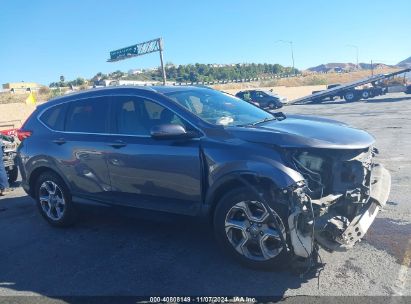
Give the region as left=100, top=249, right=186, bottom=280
left=213, top=67, right=401, bottom=91
left=307, top=62, right=392, bottom=73
left=397, top=56, right=411, bottom=67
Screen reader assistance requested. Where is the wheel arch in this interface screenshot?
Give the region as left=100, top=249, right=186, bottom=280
left=204, top=167, right=298, bottom=220
left=28, top=166, right=71, bottom=198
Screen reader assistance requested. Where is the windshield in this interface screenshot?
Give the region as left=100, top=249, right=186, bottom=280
left=164, top=88, right=273, bottom=126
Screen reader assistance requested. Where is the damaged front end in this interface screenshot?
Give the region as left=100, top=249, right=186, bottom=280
left=284, top=147, right=391, bottom=257
left=1, top=134, right=17, bottom=170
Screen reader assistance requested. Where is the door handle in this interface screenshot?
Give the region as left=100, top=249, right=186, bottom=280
left=52, top=138, right=66, bottom=145
left=109, top=140, right=127, bottom=148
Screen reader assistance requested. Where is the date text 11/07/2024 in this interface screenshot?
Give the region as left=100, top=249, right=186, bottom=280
left=149, top=296, right=257, bottom=303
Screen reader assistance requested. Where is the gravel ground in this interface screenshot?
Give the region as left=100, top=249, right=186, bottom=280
left=0, top=93, right=410, bottom=301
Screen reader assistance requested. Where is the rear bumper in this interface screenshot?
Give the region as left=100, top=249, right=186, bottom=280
left=315, top=164, right=391, bottom=251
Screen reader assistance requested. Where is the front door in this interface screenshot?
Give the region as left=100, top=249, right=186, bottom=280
left=106, top=95, right=202, bottom=215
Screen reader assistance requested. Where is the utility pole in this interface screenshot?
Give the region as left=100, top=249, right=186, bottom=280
left=371, top=60, right=374, bottom=76
left=158, top=38, right=166, bottom=85
left=346, top=44, right=359, bottom=70
left=275, top=40, right=295, bottom=75
left=290, top=41, right=295, bottom=75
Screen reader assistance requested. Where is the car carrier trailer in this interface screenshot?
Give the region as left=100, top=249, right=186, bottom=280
left=291, top=68, right=411, bottom=104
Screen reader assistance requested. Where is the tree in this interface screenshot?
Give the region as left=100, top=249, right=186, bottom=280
left=50, top=63, right=300, bottom=88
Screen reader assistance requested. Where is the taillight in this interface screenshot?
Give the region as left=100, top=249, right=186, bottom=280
left=17, top=129, right=32, bottom=141
left=17, top=111, right=35, bottom=141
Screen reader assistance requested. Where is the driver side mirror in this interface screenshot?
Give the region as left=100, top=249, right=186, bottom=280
left=150, top=124, right=198, bottom=140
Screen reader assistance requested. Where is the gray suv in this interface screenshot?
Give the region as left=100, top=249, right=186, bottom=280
left=17, top=86, right=391, bottom=269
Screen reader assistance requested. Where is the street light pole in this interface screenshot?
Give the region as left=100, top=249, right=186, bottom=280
left=158, top=38, right=167, bottom=85
left=346, top=44, right=359, bottom=70
left=275, top=40, right=295, bottom=75
left=290, top=41, right=295, bottom=74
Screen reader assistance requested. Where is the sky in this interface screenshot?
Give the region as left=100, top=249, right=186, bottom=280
left=0, top=0, right=410, bottom=85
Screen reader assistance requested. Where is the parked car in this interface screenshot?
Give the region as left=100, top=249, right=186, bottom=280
left=1, top=134, right=18, bottom=183
left=16, top=86, right=391, bottom=269
left=235, top=90, right=285, bottom=109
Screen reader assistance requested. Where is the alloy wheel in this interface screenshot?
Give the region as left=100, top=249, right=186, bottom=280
left=224, top=200, right=285, bottom=261
left=39, top=181, right=66, bottom=221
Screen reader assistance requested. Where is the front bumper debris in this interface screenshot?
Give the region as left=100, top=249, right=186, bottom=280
left=289, top=163, right=391, bottom=257
left=315, top=164, right=391, bottom=251
left=2, top=138, right=17, bottom=169
left=3, top=152, right=16, bottom=169
left=339, top=164, right=391, bottom=247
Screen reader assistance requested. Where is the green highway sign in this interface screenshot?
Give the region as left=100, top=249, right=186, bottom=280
left=107, top=37, right=166, bottom=85
left=108, top=38, right=162, bottom=62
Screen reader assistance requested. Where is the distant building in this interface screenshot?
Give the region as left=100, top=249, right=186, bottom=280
left=95, top=79, right=155, bottom=87
left=2, top=82, right=42, bottom=92
left=128, top=69, right=143, bottom=75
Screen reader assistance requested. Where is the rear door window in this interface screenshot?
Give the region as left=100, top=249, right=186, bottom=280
left=65, top=97, right=110, bottom=133
left=40, top=104, right=66, bottom=131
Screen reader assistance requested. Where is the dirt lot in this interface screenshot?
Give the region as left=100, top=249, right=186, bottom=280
left=0, top=103, right=37, bottom=130
left=0, top=93, right=410, bottom=301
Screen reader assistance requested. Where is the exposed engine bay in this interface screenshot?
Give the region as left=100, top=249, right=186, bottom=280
left=285, top=146, right=391, bottom=257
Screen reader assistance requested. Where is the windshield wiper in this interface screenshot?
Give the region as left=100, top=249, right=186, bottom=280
left=249, top=116, right=276, bottom=126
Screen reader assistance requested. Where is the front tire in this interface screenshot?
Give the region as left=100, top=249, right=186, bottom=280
left=35, top=172, right=76, bottom=227
left=213, top=187, right=290, bottom=270
left=7, top=166, right=18, bottom=184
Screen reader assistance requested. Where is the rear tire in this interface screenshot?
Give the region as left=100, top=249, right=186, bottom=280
left=361, top=90, right=370, bottom=99
left=344, top=91, right=359, bottom=102
left=35, top=172, right=76, bottom=227
left=213, top=187, right=290, bottom=270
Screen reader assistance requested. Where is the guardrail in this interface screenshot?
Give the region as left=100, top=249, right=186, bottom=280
left=171, top=73, right=302, bottom=86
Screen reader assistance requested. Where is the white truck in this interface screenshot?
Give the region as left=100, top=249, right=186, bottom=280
left=292, top=68, right=411, bottom=104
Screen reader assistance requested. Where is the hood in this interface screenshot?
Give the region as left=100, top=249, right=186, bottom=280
left=228, top=114, right=375, bottom=149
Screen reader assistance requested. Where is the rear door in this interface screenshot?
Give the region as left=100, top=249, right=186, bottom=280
left=60, top=97, right=112, bottom=202
left=106, top=95, right=202, bottom=215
